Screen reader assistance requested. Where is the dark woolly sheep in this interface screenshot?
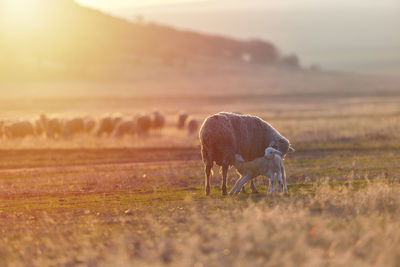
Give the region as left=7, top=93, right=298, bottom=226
left=177, top=112, right=188, bottom=129
left=152, top=111, right=166, bottom=131
left=136, top=114, right=152, bottom=135
left=199, top=112, right=294, bottom=195
left=113, top=120, right=136, bottom=138
left=187, top=119, right=199, bottom=135
left=4, top=121, right=35, bottom=138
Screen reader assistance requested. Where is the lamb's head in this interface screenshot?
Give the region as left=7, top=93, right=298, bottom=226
left=270, top=137, right=295, bottom=156
left=264, top=147, right=283, bottom=159
left=234, top=154, right=245, bottom=163
left=234, top=154, right=245, bottom=169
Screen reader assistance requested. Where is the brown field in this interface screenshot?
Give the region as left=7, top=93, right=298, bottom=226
left=1, top=67, right=400, bottom=266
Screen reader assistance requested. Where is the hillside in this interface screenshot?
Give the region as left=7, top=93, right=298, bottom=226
left=0, top=0, right=299, bottom=81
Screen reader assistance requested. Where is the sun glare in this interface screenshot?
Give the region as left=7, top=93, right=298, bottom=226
left=0, top=0, right=46, bottom=33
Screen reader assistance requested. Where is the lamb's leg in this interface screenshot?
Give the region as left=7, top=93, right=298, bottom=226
left=230, top=174, right=250, bottom=195
left=240, top=186, right=247, bottom=193
left=205, top=163, right=212, bottom=196
left=268, top=171, right=275, bottom=194
left=277, top=170, right=282, bottom=193
left=221, top=164, right=228, bottom=195
left=281, top=165, right=288, bottom=194
left=250, top=180, right=258, bottom=194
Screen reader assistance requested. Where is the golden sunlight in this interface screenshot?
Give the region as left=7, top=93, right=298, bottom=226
left=0, top=0, right=47, bottom=33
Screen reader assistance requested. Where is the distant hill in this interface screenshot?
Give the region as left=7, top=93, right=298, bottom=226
left=0, top=0, right=300, bottom=80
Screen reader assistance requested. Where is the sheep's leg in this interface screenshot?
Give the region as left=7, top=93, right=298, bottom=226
left=221, top=164, right=228, bottom=195
left=240, top=186, right=247, bottom=193
left=250, top=180, right=258, bottom=194
left=230, top=174, right=250, bottom=195
left=205, top=163, right=212, bottom=196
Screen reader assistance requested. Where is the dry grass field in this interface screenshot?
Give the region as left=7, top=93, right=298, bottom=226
left=1, top=67, right=400, bottom=266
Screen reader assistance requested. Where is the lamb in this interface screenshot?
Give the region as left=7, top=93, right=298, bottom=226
left=199, top=112, right=294, bottom=195
left=229, top=147, right=290, bottom=195
left=229, top=154, right=270, bottom=195
left=264, top=147, right=289, bottom=194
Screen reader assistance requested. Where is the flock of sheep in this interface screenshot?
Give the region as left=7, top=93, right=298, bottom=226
left=0, top=112, right=199, bottom=139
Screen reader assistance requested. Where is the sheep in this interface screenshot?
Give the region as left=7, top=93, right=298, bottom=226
left=34, top=119, right=45, bottom=137
left=62, top=117, right=85, bottom=138
left=113, top=120, right=136, bottom=138
left=177, top=112, right=188, bottom=129
left=4, top=120, right=35, bottom=138
left=96, top=116, right=115, bottom=137
left=84, top=118, right=96, bottom=134
left=187, top=118, right=199, bottom=135
left=264, top=147, right=289, bottom=194
left=0, top=120, right=4, bottom=138
left=199, top=112, right=294, bottom=195
left=39, top=114, right=48, bottom=128
left=46, top=118, right=62, bottom=138
left=152, top=111, right=166, bottom=131
left=136, top=114, right=152, bottom=135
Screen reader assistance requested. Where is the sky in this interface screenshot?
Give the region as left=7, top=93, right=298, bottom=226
left=76, top=0, right=400, bottom=75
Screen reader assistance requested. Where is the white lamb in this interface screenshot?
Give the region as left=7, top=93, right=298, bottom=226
left=229, top=146, right=292, bottom=195
left=264, top=147, right=288, bottom=194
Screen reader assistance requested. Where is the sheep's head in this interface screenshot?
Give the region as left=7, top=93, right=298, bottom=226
left=271, top=138, right=295, bottom=156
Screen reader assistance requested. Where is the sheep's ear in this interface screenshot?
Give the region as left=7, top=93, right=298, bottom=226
left=289, top=147, right=295, bottom=153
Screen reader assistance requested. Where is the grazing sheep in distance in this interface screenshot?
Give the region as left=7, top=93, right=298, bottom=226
left=46, top=118, right=62, bottom=139
left=113, top=120, right=136, bottom=138
left=187, top=119, right=199, bottom=135
left=4, top=120, right=35, bottom=138
left=199, top=112, right=294, bottom=195
left=34, top=119, right=45, bottom=137
left=96, top=116, right=115, bottom=137
left=177, top=112, right=188, bottom=129
left=84, top=118, right=96, bottom=134
left=62, top=117, right=85, bottom=138
left=136, top=114, right=152, bottom=135
left=152, top=111, right=166, bottom=132
left=0, top=120, right=5, bottom=138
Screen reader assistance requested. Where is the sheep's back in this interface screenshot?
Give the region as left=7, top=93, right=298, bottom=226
left=200, top=114, right=236, bottom=165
